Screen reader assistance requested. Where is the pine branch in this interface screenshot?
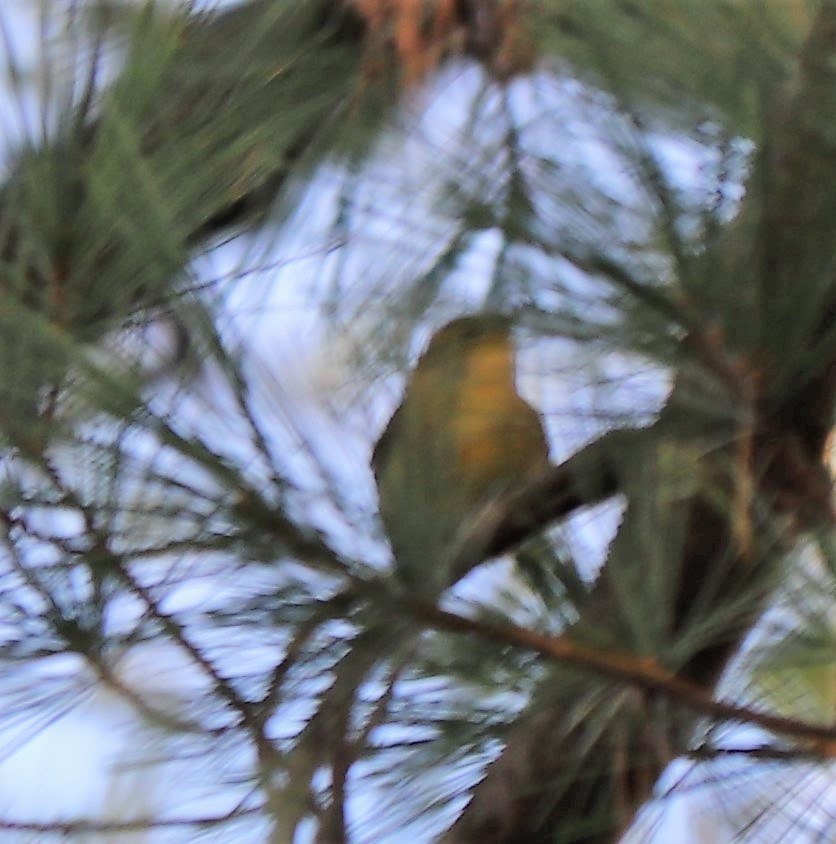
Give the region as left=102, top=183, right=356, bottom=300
left=2, top=3, right=835, bottom=841
left=445, top=5, right=836, bottom=840
left=411, top=602, right=836, bottom=750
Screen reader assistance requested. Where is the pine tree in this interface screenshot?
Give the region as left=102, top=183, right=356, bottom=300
left=0, top=2, right=833, bottom=841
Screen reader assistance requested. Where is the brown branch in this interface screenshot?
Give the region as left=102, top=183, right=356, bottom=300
left=0, top=806, right=262, bottom=835
left=687, top=743, right=835, bottom=763
left=409, top=602, right=836, bottom=753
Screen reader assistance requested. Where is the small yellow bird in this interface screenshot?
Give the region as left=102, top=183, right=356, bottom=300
left=373, top=315, right=549, bottom=596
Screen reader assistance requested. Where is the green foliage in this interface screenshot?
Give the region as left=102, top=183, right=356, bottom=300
left=0, top=0, right=396, bottom=433
left=534, top=0, right=809, bottom=137
left=0, top=1, right=833, bottom=842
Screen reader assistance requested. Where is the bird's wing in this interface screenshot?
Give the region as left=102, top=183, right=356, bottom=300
left=371, top=399, right=403, bottom=480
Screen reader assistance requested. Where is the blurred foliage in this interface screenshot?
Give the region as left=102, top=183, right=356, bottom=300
left=534, top=0, right=812, bottom=137
left=0, top=1, right=832, bottom=842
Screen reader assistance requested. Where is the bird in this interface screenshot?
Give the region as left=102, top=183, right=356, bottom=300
left=372, top=314, right=550, bottom=597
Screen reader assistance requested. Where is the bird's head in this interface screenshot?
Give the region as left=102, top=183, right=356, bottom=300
left=420, top=314, right=513, bottom=367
